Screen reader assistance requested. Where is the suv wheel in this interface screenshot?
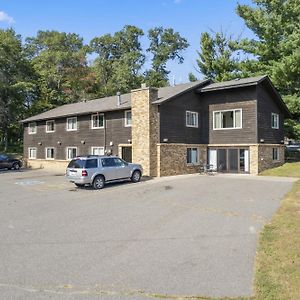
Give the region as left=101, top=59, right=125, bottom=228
left=131, top=170, right=141, bottom=183
left=12, top=162, right=20, bottom=170
left=92, top=175, right=105, bottom=189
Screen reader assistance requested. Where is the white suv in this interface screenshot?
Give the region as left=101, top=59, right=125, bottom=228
left=66, top=155, right=143, bottom=189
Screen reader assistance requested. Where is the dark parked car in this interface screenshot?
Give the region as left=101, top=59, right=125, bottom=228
left=0, top=154, right=22, bottom=170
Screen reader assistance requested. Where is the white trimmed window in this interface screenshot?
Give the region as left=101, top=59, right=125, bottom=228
left=187, top=147, right=199, bottom=165
left=91, top=147, right=104, bottom=155
left=28, top=122, right=37, bottom=134
left=213, top=109, right=242, bottom=130
left=272, top=147, right=279, bottom=161
left=124, top=110, right=132, bottom=127
left=66, top=117, right=77, bottom=131
left=271, top=113, right=279, bottom=129
left=91, top=114, right=104, bottom=129
left=66, top=147, right=77, bottom=160
left=28, top=147, right=37, bottom=159
left=46, top=120, right=55, bottom=133
left=186, top=111, right=198, bottom=128
left=45, top=147, right=55, bottom=160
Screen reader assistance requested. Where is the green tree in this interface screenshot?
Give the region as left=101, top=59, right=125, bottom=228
left=90, top=25, right=145, bottom=96
left=195, top=31, right=241, bottom=82
left=145, top=27, right=189, bottom=87
left=236, top=0, right=300, bottom=138
left=25, top=30, right=91, bottom=111
left=0, top=28, right=35, bottom=151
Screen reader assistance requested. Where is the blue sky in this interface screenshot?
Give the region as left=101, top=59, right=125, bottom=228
left=0, top=0, right=255, bottom=83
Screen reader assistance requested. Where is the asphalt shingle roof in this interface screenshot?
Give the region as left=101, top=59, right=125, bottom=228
left=22, top=80, right=209, bottom=123
left=200, top=75, right=267, bottom=92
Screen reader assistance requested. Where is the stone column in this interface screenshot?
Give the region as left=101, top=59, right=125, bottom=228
left=131, top=86, right=159, bottom=176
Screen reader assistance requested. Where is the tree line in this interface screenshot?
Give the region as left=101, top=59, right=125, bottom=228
left=0, top=0, right=299, bottom=151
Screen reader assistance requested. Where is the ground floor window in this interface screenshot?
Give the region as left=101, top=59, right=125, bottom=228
left=187, top=148, right=199, bottom=165
left=45, top=147, right=55, bottom=160
left=272, top=147, right=279, bottom=161
left=91, top=147, right=104, bottom=155
left=66, top=147, right=77, bottom=160
left=28, top=147, right=37, bottom=159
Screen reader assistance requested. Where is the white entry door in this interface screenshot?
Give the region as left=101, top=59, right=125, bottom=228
left=209, top=149, right=217, bottom=169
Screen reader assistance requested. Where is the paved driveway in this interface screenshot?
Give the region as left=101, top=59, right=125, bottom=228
left=0, top=169, right=296, bottom=299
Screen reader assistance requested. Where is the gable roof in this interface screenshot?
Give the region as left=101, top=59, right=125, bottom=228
left=21, top=80, right=209, bottom=123
left=199, top=75, right=267, bottom=92
left=199, top=75, right=291, bottom=118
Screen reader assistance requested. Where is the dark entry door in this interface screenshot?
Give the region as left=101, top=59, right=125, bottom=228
left=228, top=149, right=239, bottom=172
left=121, top=147, right=132, bottom=163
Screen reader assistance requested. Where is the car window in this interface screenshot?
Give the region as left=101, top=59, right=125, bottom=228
left=113, top=158, right=126, bottom=167
left=0, top=154, right=8, bottom=160
left=67, top=159, right=85, bottom=169
left=101, top=158, right=116, bottom=167
left=85, top=159, right=98, bottom=169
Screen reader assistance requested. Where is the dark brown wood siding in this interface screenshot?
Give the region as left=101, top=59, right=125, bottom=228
left=160, top=86, right=258, bottom=145
left=159, top=90, right=203, bottom=144
left=203, top=86, right=257, bottom=144
left=257, top=82, right=284, bottom=143
left=23, top=110, right=131, bottom=160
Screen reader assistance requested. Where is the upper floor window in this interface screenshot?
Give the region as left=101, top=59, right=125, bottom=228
left=186, top=111, right=198, bottom=128
left=28, top=147, right=37, bottom=159
left=28, top=122, right=37, bottom=134
left=46, top=120, right=55, bottom=133
left=187, top=147, right=199, bottom=165
left=91, top=114, right=104, bottom=129
left=213, top=109, right=242, bottom=130
left=66, top=117, right=77, bottom=131
left=124, top=110, right=132, bottom=127
left=271, top=113, right=279, bottom=129
left=45, top=147, right=55, bottom=160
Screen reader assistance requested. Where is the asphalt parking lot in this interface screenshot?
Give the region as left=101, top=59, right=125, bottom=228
left=0, top=169, right=296, bottom=299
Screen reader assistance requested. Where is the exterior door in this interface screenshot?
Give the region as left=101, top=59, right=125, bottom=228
left=209, top=150, right=217, bottom=169
left=121, top=147, right=132, bottom=163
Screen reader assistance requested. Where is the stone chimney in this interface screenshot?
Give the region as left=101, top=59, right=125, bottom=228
left=131, top=84, right=159, bottom=176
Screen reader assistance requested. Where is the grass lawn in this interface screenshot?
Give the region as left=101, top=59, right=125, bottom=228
left=254, top=162, right=300, bottom=299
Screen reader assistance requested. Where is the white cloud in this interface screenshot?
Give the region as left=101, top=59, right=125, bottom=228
left=0, top=11, right=14, bottom=24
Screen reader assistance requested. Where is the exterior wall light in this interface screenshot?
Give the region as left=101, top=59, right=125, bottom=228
left=128, top=139, right=132, bottom=143
left=38, top=142, right=42, bottom=146
left=260, top=139, right=265, bottom=143
left=163, top=138, right=168, bottom=142
left=57, top=141, right=61, bottom=145
left=81, top=140, right=85, bottom=144
left=109, top=141, right=113, bottom=146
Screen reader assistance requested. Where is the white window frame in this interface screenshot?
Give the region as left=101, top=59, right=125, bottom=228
left=186, top=147, right=200, bottom=165
left=186, top=111, right=199, bottom=128
left=66, top=147, right=78, bottom=160
left=271, top=113, right=279, bottom=129
left=91, top=114, right=105, bottom=129
left=213, top=108, right=243, bottom=130
left=91, top=147, right=105, bottom=155
left=28, top=122, right=37, bottom=135
left=66, top=117, right=78, bottom=131
left=272, top=147, right=279, bottom=161
left=28, top=147, right=37, bottom=159
left=124, top=110, right=132, bottom=127
left=46, top=120, right=55, bottom=133
left=45, top=147, right=55, bottom=160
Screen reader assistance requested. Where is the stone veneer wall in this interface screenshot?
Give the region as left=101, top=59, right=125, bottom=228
left=258, top=144, right=285, bottom=173
left=131, top=87, right=159, bottom=176
left=157, top=143, right=207, bottom=177
left=250, top=144, right=285, bottom=174
left=25, top=159, right=68, bottom=173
